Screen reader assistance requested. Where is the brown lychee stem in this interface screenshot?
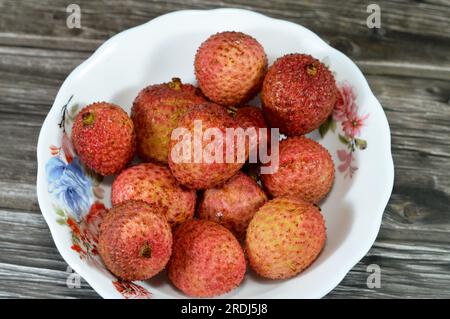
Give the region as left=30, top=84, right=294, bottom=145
left=248, top=172, right=259, bottom=182
left=227, top=106, right=238, bottom=117
left=82, top=112, right=95, bottom=126
left=139, top=242, right=152, bottom=258
left=168, top=77, right=182, bottom=90
left=306, top=63, right=317, bottom=76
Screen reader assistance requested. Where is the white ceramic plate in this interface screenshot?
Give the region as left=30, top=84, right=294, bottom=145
left=36, top=8, right=394, bottom=299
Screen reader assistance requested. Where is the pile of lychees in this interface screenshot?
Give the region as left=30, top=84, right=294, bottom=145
left=71, top=31, right=338, bottom=297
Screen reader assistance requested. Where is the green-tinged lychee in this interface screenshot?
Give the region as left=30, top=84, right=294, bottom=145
left=111, top=163, right=196, bottom=226
left=261, top=136, right=334, bottom=203
left=198, top=172, right=267, bottom=238
left=131, top=78, right=206, bottom=163
left=261, top=53, right=338, bottom=135
left=71, top=102, right=135, bottom=176
left=246, top=197, right=326, bottom=279
left=168, top=220, right=246, bottom=297
left=195, top=31, right=267, bottom=106
left=98, top=201, right=172, bottom=281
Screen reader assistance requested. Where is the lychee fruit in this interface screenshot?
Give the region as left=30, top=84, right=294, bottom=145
left=246, top=197, right=326, bottom=279
left=261, top=53, right=338, bottom=135
left=168, top=103, right=246, bottom=189
left=168, top=220, right=246, bottom=297
left=98, top=200, right=172, bottom=281
left=234, top=106, right=271, bottom=162
left=111, top=163, right=196, bottom=226
left=198, top=172, right=268, bottom=238
left=72, top=102, right=135, bottom=176
left=261, top=136, right=334, bottom=203
left=195, top=31, right=267, bottom=107
left=131, top=78, right=206, bottom=163
left=235, top=106, right=268, bottom=134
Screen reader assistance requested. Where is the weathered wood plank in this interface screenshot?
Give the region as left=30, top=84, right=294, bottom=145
left=358, top=61, right=450, bottom=81
left=0, top=33, right=102, bottom=52
left=0, top=209, right=99, bottom=298
left=0, top=0, right=448, bottom=39
left=0, top=263, right=100, bottom=299
left=0, top=0, right=449, bottom=73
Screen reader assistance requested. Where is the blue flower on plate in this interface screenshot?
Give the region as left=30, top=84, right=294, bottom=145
left=46, top=157, right=93, bottom=221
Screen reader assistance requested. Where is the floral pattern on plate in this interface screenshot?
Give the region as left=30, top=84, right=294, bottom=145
left=320, top=82, right=369, bottom=178
left=45, top=96, right=151, bottom=299
left=113, top=281, right=153, bottom=299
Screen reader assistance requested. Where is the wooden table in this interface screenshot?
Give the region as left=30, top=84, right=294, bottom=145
left=0, top=0, right=449, bottom=299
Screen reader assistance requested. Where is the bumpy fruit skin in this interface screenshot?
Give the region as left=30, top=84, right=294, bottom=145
left=168, top=220, right=246, bottom=297
left=131, top=78, right=206, bottom=163
left=198, top=172, right=268, bottom=238
left=246, top=197, right=326, bottom=279
left=195, top=31, right=267, bottom=106
left=72, top=102, right=135, bottom=176
left=261, top=136, right=334, bottom=203
left=98, top=201, right=172, bottom=281
left=235, top=106, right=267, bottom=131
left=111, top=163, right=196, bottom=226
left=168, top=103, right=245, bottom=189
left=235, top=106, right=272, bottom=161
left=261, top=54, right=338, bottom=135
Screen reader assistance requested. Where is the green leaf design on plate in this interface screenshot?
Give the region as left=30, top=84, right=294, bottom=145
left=68, top=103, right=79, bottom=121
left=55, top=208, right=65, bottom=217
left=56, top=218, right=67, bottom=225
left=319, top=116, right=334, bottom=138
left=330, top=117, right=336, bottom=132
left=355, top=138, right=368, bottom=150
left=338, top=134, right=351, bottom=145
left=70, top=103, right=79, bottom=115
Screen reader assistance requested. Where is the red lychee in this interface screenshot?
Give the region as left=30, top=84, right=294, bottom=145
left=111, top=163, right=196, bottom=226
left=261, top=53, right=338, bottom=135
left=168, top=103, right=246, bottom=189
left=261, top=136, right=334, bottom=203
left=131, top=78, right=206, bottom=163
left=168, top=220, right=246, bottom=297
left=72, top=102, right=135, bottom=176
left=235, top=106, right=271, bottom=161
left=98, top=200, right=172, bottom=281
left=198, top=172, right=268, bottom=238
left=195, top=31, right=267, bottom=107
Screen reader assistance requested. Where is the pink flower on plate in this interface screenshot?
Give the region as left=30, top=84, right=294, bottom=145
left=337, top=149, right=358, bottom=177
left=333, top=82, right=357, bottom=121
left=341, top=112, right=369, bottom=138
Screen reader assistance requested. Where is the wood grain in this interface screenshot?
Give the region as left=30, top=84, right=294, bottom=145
left=0, top=0, right=449, bottom=298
